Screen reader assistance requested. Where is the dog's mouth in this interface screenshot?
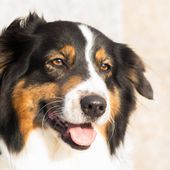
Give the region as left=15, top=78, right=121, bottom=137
left=40, top=102, right=97, bottom=150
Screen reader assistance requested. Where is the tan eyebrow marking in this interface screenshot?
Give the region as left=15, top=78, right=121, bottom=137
left=95, top=48, right=112, bottom=65
left=59, top=45, right=75, bottom=65
left=46, top=45, right=75, bottom=65
left=95, top=48, right=113, bottom=78
left=95, top=48, right=107, bottom=61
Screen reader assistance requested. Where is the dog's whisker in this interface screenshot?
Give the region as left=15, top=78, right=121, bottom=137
left=41, top=104, right=64, bottom=131
left=105, top=116, right=115, bottom=143
left=46, top=106, right=63, bottom=114
left=41, top=111, right=50, bottom=132
left=38, top=100, right=64, bottom=115
left=108, top=115, right=114, bottom=124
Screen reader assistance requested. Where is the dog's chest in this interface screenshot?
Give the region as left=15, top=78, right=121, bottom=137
left=0, top=129, right=131, bottom=170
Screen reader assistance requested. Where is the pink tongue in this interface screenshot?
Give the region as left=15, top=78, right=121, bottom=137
left=68, top=126, right=97, bottom=146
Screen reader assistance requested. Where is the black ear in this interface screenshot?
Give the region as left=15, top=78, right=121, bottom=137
left=120, top=45, right=153, bottom=99
left=0, top=12, right=46, bottom=77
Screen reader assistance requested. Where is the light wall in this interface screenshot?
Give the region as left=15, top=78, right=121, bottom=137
left=0, top=0, right=122, bottom=42
left=124, top=1, right=170, bottom=170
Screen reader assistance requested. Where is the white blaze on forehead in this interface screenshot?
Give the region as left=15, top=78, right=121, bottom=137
left=63, top=24, right=110, bottom=125
left=78, top=24, right=108, bottom=96
left=78, top=25, right=94, bottom=68
left=78, top=25, right=96, bottom=78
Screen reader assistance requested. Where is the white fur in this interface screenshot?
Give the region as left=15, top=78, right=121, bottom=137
left=63, top=25, right=110, bottom=125
left=0, top=128, right=132, bottom=170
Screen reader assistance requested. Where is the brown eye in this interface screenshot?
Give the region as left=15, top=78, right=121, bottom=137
left=100, top=63, right=111, bottom=72
left=50, top=58, right=64, bottom=66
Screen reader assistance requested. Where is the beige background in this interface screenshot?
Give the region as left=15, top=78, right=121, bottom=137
left=124, top=1, right=170, bottom=170
left=0, top=0, right=170, bottom=170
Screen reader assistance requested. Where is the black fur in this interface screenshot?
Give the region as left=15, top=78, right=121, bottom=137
left=106, top=43, right=153, bottom=154
left=0, top=13, right=153, bottom=154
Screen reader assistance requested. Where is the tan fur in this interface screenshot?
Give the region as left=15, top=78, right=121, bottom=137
left=45, top=45, right=75, bottom=71
left=12, top=80, right=58, bottom=141
left=95, top=48, right=113, bottom=77
left=95, top=48, right=107, bottom=61
left=61, top=76, right=82, bottom=94
left=60, top=45, right=75, bottom=65
left=97, top=88, right=120, bottom=139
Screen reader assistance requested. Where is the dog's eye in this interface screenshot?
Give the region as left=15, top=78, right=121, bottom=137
left=100, top=63, right=111, bottom=72
left=50, top=58, right=65, bottom=66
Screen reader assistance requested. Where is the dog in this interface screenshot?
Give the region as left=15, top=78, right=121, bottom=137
left=0, top=13, right=153, bottom=170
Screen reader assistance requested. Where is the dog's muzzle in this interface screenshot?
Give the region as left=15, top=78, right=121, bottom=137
left=40, top=95, right=107, bottom=150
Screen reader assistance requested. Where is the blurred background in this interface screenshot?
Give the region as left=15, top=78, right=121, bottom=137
left=0, top=0, right=169, bottom=169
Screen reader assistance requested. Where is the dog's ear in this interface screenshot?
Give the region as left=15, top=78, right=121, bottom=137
left=119, top=45, right=153, bottom=99
left=0, top=12, right=46, bottom=77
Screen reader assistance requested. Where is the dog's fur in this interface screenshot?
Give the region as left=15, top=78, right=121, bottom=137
left=0, top=13, right=153, bottom=170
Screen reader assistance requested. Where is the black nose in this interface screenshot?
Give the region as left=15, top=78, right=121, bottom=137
left=80, top=95, right=106, bottom=118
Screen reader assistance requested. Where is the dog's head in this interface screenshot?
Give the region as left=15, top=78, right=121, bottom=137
left=0, top=13, right=153, bottom=153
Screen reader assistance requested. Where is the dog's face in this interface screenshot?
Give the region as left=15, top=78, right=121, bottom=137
left=0, top=13, right=153, bottom=153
